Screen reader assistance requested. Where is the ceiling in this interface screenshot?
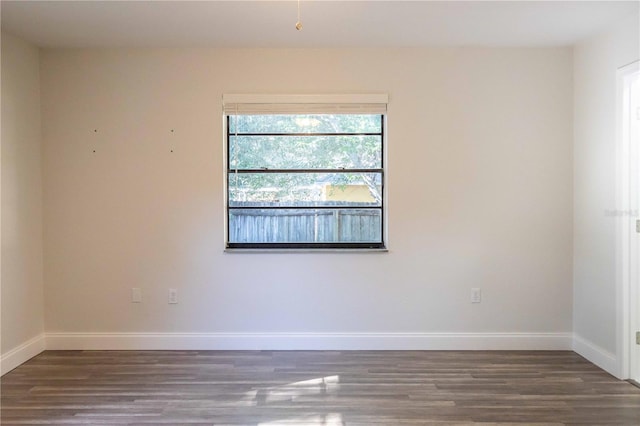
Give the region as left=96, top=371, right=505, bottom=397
left=1, top=1, right=638, bottom=48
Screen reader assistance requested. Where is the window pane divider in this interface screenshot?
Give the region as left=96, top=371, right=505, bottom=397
left=227, top=168, right=383, bottom=174
left=231, top=132, right=382, bottom=137
left=228, top=206, right=382, bottom=210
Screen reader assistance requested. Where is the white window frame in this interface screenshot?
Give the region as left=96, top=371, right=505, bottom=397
left=222, top=94, right=389, bottom=251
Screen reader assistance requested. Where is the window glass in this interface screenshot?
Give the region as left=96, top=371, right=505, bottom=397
left=226, top=113, right=385, bottom=249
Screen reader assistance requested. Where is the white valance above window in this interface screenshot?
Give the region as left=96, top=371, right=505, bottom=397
left=222, top=94, right=388, bottom=115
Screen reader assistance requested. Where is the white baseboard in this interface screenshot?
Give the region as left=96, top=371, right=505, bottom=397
left=572, top=334, right=618, bottom=377
left=0, top=332, right=574, bottom=373
left=46, top=332, right=573, bottom=351
left=1, top=333, right=46, bottom=376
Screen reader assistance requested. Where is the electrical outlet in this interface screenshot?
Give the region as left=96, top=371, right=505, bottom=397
left=132, top=288, right=142, bottom=303
left=471, top=288, right=481, bottom=304
left=168, top=288, right=178, bottom=304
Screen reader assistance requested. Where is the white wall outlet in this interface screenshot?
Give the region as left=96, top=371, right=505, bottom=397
left=471, top=288, right=481, bottom=303
left=131, top=287, right=142, bottom=303
left=168, top=288, right=178, bottom=304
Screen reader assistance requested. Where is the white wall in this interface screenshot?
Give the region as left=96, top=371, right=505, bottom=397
left=1, top=32, right=45, bottom=374
left=573, top=16, right=640, bottom=376
left=40, top=47, right=573, bottom=349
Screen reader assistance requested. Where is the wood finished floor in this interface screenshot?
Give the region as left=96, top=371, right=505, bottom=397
left=1, top=350, right=640, bottom=425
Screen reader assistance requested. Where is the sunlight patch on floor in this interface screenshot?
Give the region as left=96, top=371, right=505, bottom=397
left=259, top=412, right=344, bottom=426
left=244, top=375, right=341, bottom=405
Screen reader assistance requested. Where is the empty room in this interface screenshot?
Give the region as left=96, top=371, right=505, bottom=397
left=2, top=0, right=640, bottom=424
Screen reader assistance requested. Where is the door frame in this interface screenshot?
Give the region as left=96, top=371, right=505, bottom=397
left=616, top=60, right=640, bottom=381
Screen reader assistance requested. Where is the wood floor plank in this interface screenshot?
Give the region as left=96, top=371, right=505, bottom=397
left=1, top=350, right=639, bottom=425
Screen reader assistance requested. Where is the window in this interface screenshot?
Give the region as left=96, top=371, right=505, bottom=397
left=223, top=94, right=387, bottom=250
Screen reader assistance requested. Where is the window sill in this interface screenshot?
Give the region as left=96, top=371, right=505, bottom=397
left=224, top=248, right=389, bottom=254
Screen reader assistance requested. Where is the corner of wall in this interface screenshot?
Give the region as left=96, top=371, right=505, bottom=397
left=0, top=334, right=45, bottom=376
left=1, top=31, right=46, bottom=373
left=573, top=333, right=620, bottom=378
left=572, top=11, right=640, bottom=381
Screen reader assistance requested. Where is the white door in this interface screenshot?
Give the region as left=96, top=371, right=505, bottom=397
left=629, top=66, right=640, bottom=383
left=633, top=71, right=640, bottom=383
